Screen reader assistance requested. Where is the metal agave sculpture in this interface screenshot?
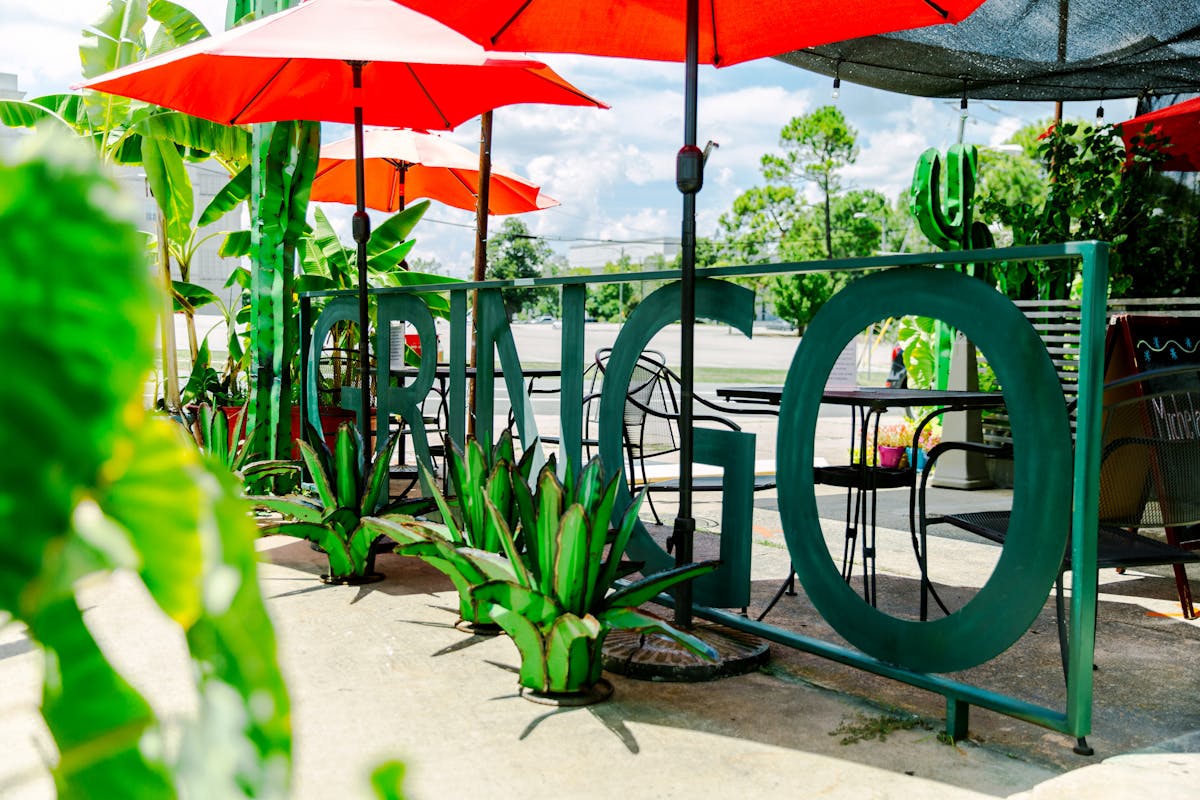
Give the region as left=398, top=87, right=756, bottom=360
left=256, top=422, right=416, bottom=583
left=366, top=431, right=537, bottom=628
left=472, top=458, right=719, bottom=699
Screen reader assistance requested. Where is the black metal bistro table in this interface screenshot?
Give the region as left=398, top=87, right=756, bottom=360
left=716, top=385, right=1005, bottom=614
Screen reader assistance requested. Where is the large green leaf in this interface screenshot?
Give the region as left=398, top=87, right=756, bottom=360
left=366, top=201, right=428, bottom=260
left=303, top=206, right=354, bottom=287
left=32, top=595, right=174, bottom=797
left=100, top=418, right=206, bottom=626
left=147, top=0, right=210, bottom=55
left=1, top=132, right=292, bottom=798
left=220, top=230, right=252, bottom=258
left=368, top=239, right=416, bottom=274
left=0, top=97, right=78, bottom=132
left=172, top=280, right=219, bottom=312
left=198, top=163, right=252, bottom=227
left=140, top=112, right=251, bottom=168
left=80, top=0, right=150, bottom=129
left=0, top=133, right=156, bottom=613
left=142, top=134, right=194, bottom=246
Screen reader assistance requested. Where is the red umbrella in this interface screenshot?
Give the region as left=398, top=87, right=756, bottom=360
left=1118, top=96, right=1200, bottom=172
left=393, top=0, right=988, bottom=625
left=78, top=0, right=605, bottom=453
left=312, top=128, right=558, bottom=214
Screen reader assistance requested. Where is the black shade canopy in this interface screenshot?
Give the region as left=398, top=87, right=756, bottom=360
left=777, top=0, right=1200, bottom=102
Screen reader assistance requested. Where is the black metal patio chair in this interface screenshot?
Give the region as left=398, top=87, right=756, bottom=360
left=917, top=363, right=1200, bottom=671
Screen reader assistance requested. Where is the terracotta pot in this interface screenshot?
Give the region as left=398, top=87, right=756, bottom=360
left=289, top=405, right=358, bottom=459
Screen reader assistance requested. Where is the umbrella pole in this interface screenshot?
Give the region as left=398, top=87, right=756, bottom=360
left=351, top=62, right=373, bottom=455
left=671, top=0, right=701, bottom=630
left=468, top=110, right=494, bottom=438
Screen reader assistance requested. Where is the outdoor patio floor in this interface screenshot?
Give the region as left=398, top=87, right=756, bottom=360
left=2, top=475, right=1196, bottom=799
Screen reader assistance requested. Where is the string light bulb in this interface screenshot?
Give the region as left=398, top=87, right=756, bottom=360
left=832, top=59, right=842, bottom=101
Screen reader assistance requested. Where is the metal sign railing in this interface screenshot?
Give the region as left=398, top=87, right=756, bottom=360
left=298, top=241, right=1109, bottom=745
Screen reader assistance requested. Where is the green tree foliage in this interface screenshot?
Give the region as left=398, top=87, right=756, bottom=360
left=585, top=254, right=646, bottom=322
left=975, top=124, right=1047, bottom=211
left=979, top=120, right=1200, bottom=299
left=761, top=105, right=860, bottom=259
left=713, top=108, right=878, bottom=332
left=486, top=217, right=554, bottom=318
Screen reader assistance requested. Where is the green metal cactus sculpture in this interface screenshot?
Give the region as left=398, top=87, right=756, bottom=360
left=910, top=143, right=994, bottom=253
left=909, top=144, right=996, bottom=389
left=245, top=119, right=320, bottom=462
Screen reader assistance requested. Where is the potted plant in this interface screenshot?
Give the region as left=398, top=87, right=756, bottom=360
left=183, top=402, right=301, bottom=493
left=253, top=422, right=423, bottom=584
left=907, top=419, right=942, bottom=472
left=874, top=422, right=910, bottom=469
left=471, top=458, right=719, bottom=704
left=366, top=432, right=537, bottom=631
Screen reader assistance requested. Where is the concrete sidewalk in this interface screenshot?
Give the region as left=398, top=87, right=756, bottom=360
left=2, top=499, right=1196, bottom=799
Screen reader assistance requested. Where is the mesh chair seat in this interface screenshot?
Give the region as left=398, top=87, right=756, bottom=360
left=937, top=510, right=1200, bottom=571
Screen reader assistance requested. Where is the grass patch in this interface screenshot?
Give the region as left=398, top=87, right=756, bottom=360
left=830, top=708, right=933, bottom=745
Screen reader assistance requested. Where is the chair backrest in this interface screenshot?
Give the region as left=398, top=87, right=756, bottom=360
left=318, top=345, right=375, bottom=405
left=593, top=348, right=678, bottom=460
left=1097, top=365, right=1200, bottom=528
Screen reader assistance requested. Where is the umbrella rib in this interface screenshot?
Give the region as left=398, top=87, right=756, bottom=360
left=708, top=0, right=721, bottom=66
left=231, top=58, right=294, bottom=123
left=404, top=65, right=452, bottom=129
left=448, top=168, right=480, bottom=203
left=922, top=0, right=951, bottom=18
left=492, top=0, right=534, bottom=46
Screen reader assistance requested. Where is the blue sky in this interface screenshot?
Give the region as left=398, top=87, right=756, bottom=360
left=3, top=0, right=1136, bottom=277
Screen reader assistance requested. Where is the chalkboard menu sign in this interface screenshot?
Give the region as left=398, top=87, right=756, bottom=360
left=1106, top=314, right=1200, bottom=387
left=1101, top=314, right=1200, bottom=525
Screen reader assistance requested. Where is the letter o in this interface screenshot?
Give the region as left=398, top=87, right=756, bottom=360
left=777, top=267, right=1073, bottom=673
